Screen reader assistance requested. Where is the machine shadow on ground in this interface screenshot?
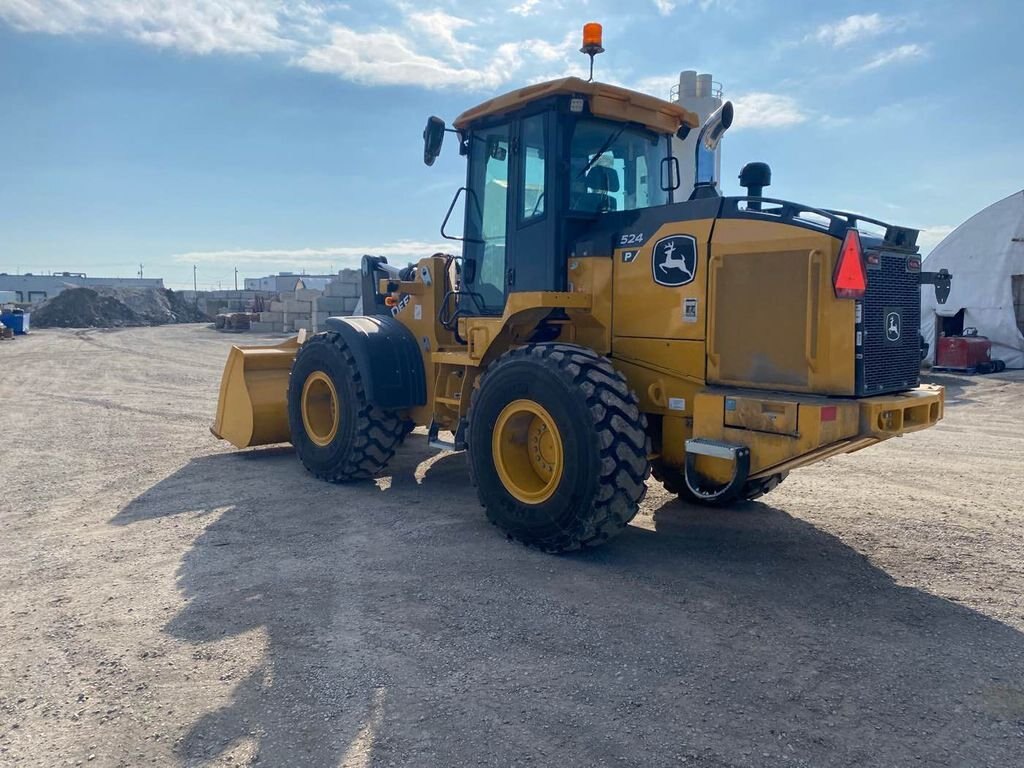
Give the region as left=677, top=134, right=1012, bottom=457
left=112, top=436, right=1024, bottom=766
left=920, top=372, right=982, bottom=406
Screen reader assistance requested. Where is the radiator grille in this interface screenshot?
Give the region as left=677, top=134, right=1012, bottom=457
left=858, top=251, right=921, bottom=395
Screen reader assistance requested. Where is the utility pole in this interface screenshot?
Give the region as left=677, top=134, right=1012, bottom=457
left=193, top=265, right=199, bottom=306
left=234, top=267, right=238, bottom=291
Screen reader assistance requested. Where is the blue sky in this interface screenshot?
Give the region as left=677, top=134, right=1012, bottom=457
left=1, top=0, right=1021, bottom=289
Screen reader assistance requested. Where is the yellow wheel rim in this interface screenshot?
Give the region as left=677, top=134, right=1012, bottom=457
left=301, top=371, right=340, bottom=447
left=492, top=399, right=564, bottom=504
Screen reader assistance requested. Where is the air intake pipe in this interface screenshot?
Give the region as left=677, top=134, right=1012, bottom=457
left=691, top=101, right=734, bottom=199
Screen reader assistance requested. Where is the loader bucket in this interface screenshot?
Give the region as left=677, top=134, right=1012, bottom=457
left=211, top=332, right=305, bottom=448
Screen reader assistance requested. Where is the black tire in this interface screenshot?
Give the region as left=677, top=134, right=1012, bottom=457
left=287, top=331, right=408, bottom=482
left=652, top=460, right=787, bottom=506
left=467, top=343, right=650, bottom=552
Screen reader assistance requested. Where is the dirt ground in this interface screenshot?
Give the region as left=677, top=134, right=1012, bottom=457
left=1, top=325, right=1022, bottom=768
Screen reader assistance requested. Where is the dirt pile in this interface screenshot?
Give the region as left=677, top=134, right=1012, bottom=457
left=164, top=289, right=208, bottom=323
left=32, top=287, right=209, bottom=328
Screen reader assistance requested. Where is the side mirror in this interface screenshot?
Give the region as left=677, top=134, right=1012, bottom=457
left=423, top=116, right=445, bottom=166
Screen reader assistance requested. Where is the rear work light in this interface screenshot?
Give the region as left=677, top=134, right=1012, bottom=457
left=833, top=228, right=867, bottom=299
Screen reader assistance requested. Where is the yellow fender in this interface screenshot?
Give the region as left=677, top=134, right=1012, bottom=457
left=210, top=331, right=306, bottom=448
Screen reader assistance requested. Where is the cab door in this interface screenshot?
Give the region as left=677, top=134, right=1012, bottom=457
left=463, top=121, right=512, bottom=314
left=506, top=111, right=559, bottom=295
left=463, top=110, right=560, bottom=312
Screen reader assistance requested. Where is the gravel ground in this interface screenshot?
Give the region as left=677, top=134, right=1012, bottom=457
left=1, top=325, right=1022, bottom=767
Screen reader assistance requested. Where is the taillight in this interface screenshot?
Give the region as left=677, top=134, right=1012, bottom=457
left=833, top=229, right=867, bottom=299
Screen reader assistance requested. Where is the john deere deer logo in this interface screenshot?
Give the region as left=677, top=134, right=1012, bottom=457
left=652, top=235, right=698, bottom=287
left=886, top=311, right=901, bottom=341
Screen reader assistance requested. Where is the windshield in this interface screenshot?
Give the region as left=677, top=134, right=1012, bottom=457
left=570, top=119, right=670, bottom=213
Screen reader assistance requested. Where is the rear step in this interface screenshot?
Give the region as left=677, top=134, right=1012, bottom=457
left=684, top=438, right=751, bottom=502
left=428, top=421, right=466, bottom=452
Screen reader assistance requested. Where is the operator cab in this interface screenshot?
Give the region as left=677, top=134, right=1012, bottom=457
left=424, top=76, right=701, bottom=315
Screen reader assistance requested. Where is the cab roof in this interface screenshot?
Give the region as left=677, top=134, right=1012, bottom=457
left=452, top=77, right=701, bottom=136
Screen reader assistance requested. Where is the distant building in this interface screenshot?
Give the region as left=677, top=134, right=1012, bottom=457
left=295, top=277, right=332, bottom=291
left=921, top=189, right=1024, bottom=369
left=243, top=272, right=341, bottom=292
left=0, top=272, right=165, bottom=304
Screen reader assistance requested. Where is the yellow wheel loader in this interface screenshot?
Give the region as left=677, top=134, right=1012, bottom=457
left=212, top=26, right=953, bottom=552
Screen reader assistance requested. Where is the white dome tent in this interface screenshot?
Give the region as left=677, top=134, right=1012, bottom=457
left=921, top=189, right=1024, bottom=369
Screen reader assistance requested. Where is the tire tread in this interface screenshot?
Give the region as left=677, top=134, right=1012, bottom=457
left=469, top=342, right=651, bottom=552
left=294, top=332, right=409, bottom=483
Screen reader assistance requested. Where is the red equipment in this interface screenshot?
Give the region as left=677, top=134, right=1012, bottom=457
left=936, top=334, right=992, bottom=371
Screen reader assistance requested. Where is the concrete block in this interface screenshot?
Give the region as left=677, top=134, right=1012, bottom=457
left=250, top=321, right=277, bottom=333
left=285, top=299, right=312, bottom=314
left=343, top=296, right=360, bottom=313
left=269, top=301, right=287, bottom=312
left=285, top=313, right=312, bottom=332
left=314, top=296, right=348, bottom=314
left=278, top=291, right=296, bottom=302
left=259, top=311, right=283, bottom=322
left=295, top=288, right=322, bottom=302
left=312, top=311, right=331, bottom=332
left=325, top=279, right=360, bottom=298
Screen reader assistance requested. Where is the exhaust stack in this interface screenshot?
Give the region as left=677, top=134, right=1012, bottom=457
left=691, top=101, right=733, bottom=198
left=669, top=71, right=723, bottom=199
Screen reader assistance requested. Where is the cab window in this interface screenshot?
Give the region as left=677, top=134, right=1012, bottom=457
left=521, top=113, right=546, bottom=221
left=569, top=119, right=669, bottom=213
left=465, top=123, right=510, bottom=311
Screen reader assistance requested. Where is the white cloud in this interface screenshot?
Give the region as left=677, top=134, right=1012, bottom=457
left=918, top=225, right=955, bottom=253
left=0, top=1, right=714, bottom=93
left=730, top=92, right=809, bottom=130
left=405, top=10, right=478, bottom=63
left=654, top=0, right=724, bottom=13
left=818, top=114, right=854, bottom=128
left=860, top=44, right=927, bottom=71
left=174, top=240, right=451, bottom=269
left=0, top=0, right=299, bottom=55
left=0, top=1, right=583, bottom=91
left=509, top=0, right=543, bottom=16
left=631, top=74, right=680, bottom=99
left=0, top=2, right=570, bottom=90
left=297, top=24, right=546, bottom=90
left=810, top=13, right=890, bottom=48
